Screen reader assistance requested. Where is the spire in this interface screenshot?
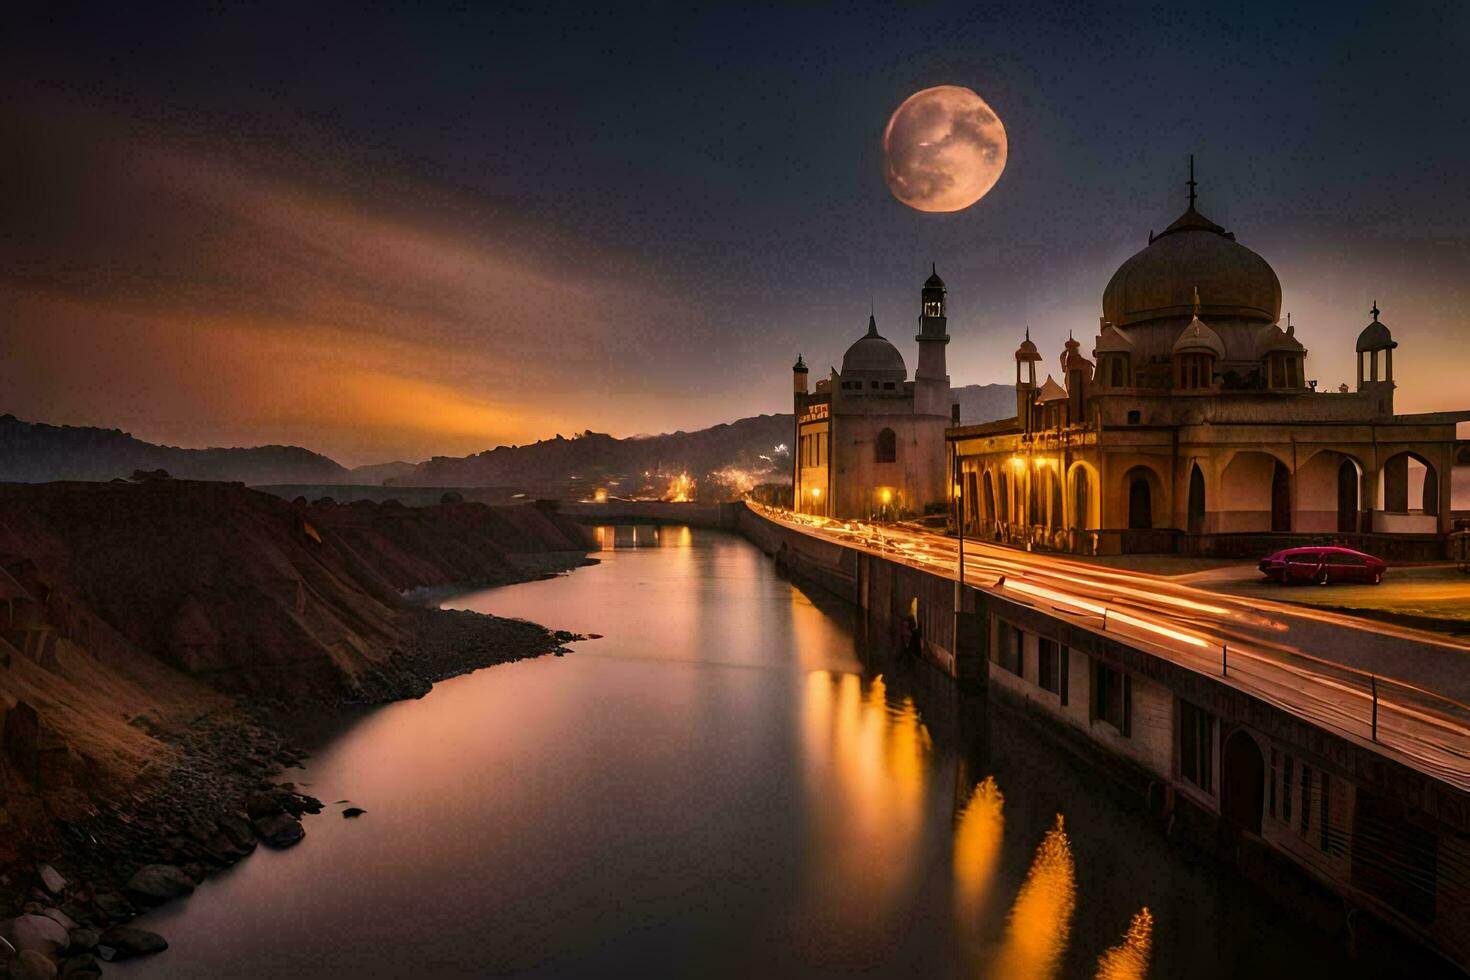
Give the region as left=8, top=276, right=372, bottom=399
left=1192, top=284, right=1201, bottom=317
left=1371, top=301, right=1380, bottom=322
left=866, top=313, right=878, bottom=337
left=1187, top=153, right=1197, bottom=209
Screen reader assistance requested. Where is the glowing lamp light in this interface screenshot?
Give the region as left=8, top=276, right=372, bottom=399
left=879, top=488, right=893, bottom=505
left=811, top=487, right=822, bottom=499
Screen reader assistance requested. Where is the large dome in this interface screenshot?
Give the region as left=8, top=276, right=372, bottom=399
left=841, top=315, right=907, bottom=377
left=1103, top=206, right=1281, bottom=328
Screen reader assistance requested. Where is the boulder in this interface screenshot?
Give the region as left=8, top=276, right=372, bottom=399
left=217, top=813, right=257, bottom=853
left=14, top=949, right=58, bottom=980
left=96, top=926, right=167, bottom=961
left=244, top=791, right=284, bottom=820
left=35, top=865, right=66, bottom=896
left=3, top=915, right=69, bottom=956
left=58, top=954, right=101, bottom=979
left=66, top=928, right=99, bottom=952
left=39, top=910, right=75, bottom=934
left=90, top=894, right=133, bottom=923
left=252, top=812, right=305, bottom=848
left=125, top=865, right=194, bottom=904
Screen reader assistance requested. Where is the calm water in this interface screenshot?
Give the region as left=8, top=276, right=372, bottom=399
left=118, top=526, right=1386, bottom=978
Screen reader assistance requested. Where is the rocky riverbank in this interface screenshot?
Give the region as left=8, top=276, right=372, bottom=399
left=0, top=480, right=595, bottom=977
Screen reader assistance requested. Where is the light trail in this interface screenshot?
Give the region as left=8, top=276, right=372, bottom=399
left=750, top=502, right=1470, bottom=790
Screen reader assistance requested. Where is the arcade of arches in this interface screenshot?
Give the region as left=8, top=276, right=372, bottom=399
left=946, top=167, right=1467, bottom=557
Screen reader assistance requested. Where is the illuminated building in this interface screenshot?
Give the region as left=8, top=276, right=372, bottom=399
left=792, top=269, right=953, bottom=519
left=949, top=161, right=1469, bottom=556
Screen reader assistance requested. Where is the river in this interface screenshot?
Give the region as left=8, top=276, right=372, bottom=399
left=116, top=526, right=1398, bottom=978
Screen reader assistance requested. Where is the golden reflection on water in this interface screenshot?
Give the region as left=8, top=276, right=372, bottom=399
left=1094, top=907, right=1154, bottom=980
left=954, top=776, right=1005, bottom=924
left=797, top=670, right=932, bottom=958
left=992, top=813, right=1077, bottom=980
left=592, top=524, right=693, bottom=549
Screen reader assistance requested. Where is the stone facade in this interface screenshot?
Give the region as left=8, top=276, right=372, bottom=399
left=792, top=270, right=952, bottom=520
left=949, top=172, right=1469, bottom=556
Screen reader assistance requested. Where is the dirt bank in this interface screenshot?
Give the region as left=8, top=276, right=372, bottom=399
left=0, top=480, right=593, bottom=975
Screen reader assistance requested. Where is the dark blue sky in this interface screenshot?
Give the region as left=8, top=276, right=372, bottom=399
left=3, top=1, right=1467, bottom=462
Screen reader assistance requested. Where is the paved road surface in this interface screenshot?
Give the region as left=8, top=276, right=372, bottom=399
left=752, top=504, right=1470, bottom=791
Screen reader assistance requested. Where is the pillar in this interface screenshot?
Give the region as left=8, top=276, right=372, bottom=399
left=1383, top=455, right=1408, bottom=513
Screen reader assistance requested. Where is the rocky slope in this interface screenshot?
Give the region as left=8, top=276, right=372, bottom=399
left=0, top=480, right=594, bottom=975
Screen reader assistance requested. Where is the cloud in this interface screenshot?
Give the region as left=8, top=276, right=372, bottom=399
left=0, top=102, right=695, bottom=463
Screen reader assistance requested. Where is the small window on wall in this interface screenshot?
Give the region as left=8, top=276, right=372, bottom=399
left=1038, top=638, right=1067, bottom=703
left=875, top=428, right=897, bottom=464
left=1179, top=702, right=1215, bottom=793
left=1091, top=660, right=1131, bottom=736
left=1126, top=410, right=1141, bottom=425
left=883, top=381, right=896, bottom=390
left=996, top=623, right=1023, bottom=677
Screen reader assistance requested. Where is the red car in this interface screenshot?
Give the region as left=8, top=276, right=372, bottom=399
left=1258, top=546, right=1387, bottom=585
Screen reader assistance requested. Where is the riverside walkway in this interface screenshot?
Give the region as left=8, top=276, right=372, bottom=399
left=748, top=502, right=1470, bottom=792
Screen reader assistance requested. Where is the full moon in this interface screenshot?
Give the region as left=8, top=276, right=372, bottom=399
left=882, top=85, right=1008, bottom=213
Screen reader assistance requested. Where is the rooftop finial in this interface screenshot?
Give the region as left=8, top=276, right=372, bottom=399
left=1187, top=153, right=1197, bottom=209
left=1371, top=301, right=1380, bottom=322
left=866, top=311, right=878, bottom=336
left=1025, top=324, right=1031, bottom=341
left=1192, top=284, right=1201, bottom=316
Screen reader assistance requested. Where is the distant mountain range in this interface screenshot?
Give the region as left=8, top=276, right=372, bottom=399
left=0, top=414, right=353, bottom=485
left=0, top=384, right=1018, bottom=491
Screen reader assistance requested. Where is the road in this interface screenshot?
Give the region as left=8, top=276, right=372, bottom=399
left=751, top=503, right=1470, bottom=792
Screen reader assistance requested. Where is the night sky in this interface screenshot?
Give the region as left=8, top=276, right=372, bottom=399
left=3, top=1, right=1467, bottom=464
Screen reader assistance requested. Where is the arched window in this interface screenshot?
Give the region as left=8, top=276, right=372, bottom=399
left=875, top=428, right=897, bottom=464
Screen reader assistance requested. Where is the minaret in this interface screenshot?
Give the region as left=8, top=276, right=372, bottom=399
left=1015, top=329, right=1041, bottom=433
left=914, top=265, right=950, bottom=416
left=793, top=354, right=808, bottom=395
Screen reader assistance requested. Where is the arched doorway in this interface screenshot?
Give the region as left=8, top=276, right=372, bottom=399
left=983, top=471, right=996, bottom=523
left=1337, top=459, right=1358, bottom=532
left=1271, top=461, right=1291, bottom=532
left=1128, top=474, right=1152, bottom=529
left=1187, top=464, right=1206, bottom=535
left=1221, top=731, right=1264, bottom=835
left=999, top=472, right=1011, bottom=522
left=1071, top=466, right=1093, bottom=531
left=1048, top=470, right=1063, bottom=529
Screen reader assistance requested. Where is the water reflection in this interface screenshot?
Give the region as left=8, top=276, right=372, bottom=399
left=993, top=814, right=1077, bottom=980
left=1094, top=908, right=1154, bottom=980
left=591, top=524, right=692, bottom=549
left=953, top=776, right=1005, bottom=930
left=796, top=670, right=931, bottom=965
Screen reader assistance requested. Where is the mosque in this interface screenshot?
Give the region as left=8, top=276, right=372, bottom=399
left=791, top=269, right=953, bottom=520
left=947, top=165, right=1468, bottom=557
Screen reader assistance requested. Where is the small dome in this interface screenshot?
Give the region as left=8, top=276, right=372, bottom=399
left=841, top=315, right=907, bottom=377
left=793, top=354, right=808, bottom=373
left=924, top=264, right=946, bottom=289
left=1015, top=333, right=1042, bottom=362
left=1356, top=305, right=1396, bottom=352
left=1173, top=316, right=1225, bottom=358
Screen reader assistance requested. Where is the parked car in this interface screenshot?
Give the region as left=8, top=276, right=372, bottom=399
left=1258, top=546, right=1387, bottom=585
